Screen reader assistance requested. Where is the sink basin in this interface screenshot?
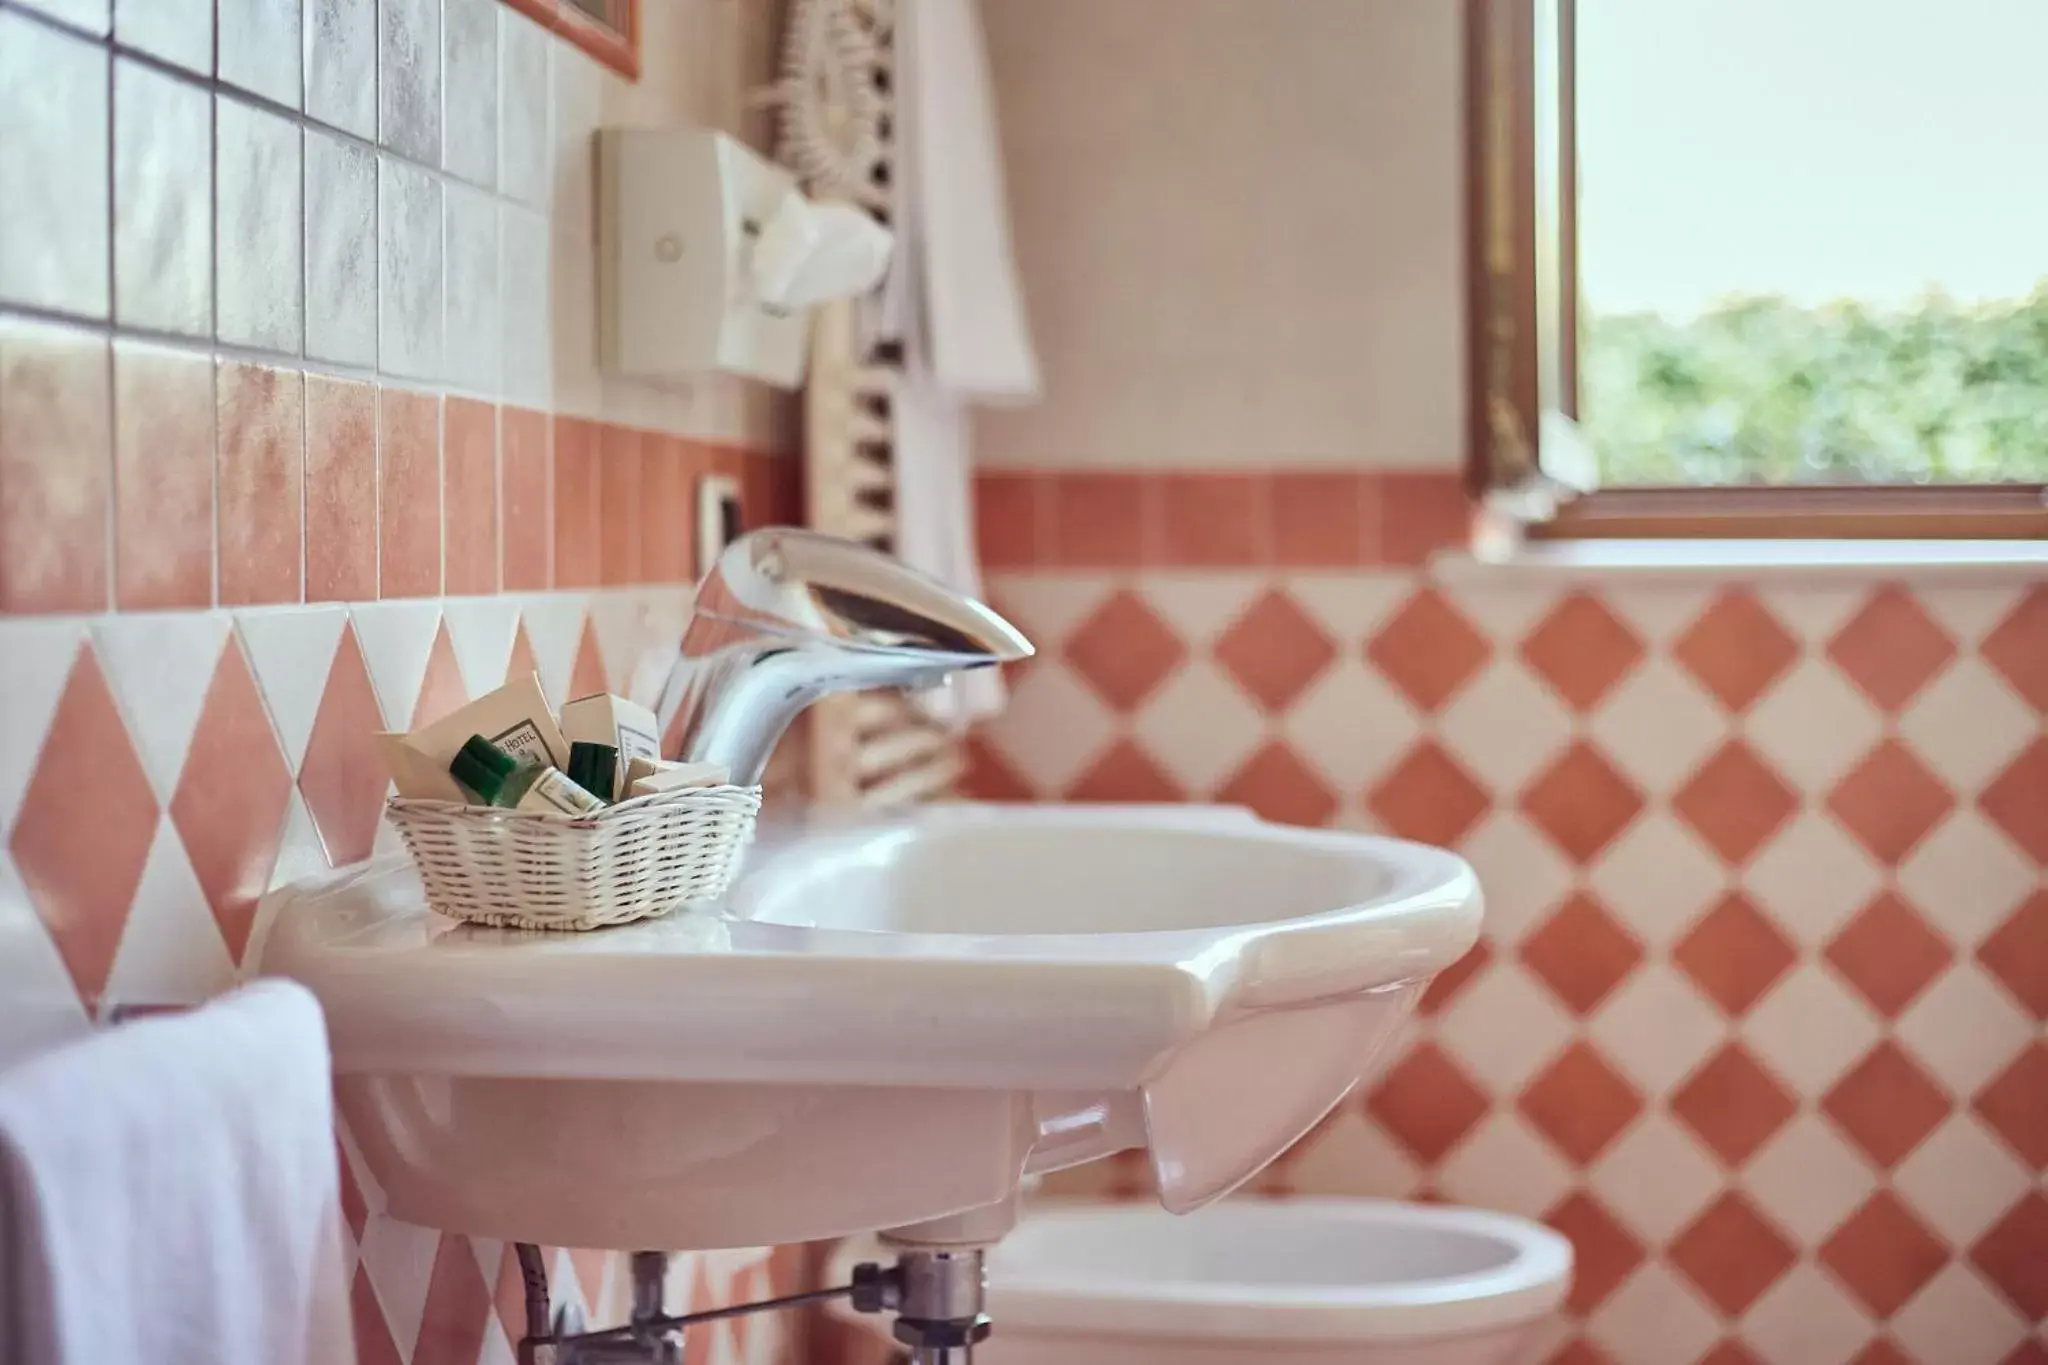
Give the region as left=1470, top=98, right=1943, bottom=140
left=255, top=804, right=1479, bottom=1251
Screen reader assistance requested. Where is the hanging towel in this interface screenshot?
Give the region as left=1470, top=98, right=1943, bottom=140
left=0, top=982, right=353, bottom=1365
left=879, top=0, right=1041, bottom=726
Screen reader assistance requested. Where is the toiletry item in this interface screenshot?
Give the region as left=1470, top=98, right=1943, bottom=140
left=374, top=732, right=469, bottom=803
left=627, top=761, right=730, bottom=798
left=560, top=693, right=663, bottom=782
left=450, top=735, right=605, bottom=815
left=566, top=742, right=619, bottom=805
left=624, top=754, right=679, bottom=789
left=380, top=674, right=571, bottom=799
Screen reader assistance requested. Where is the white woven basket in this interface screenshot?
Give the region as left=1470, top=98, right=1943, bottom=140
left=385, top=785, right=763, bottom=931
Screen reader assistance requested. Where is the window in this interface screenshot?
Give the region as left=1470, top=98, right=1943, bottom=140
left=1469, top=0, right=2048, bottom=537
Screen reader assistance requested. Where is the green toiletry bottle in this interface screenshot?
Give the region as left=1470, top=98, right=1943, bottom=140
left=566, top=741, right=620, bottom=803
left=449, top=735, right=604, bottom=815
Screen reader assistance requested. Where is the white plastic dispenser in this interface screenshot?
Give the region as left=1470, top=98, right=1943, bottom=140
left=598, top=128, right=893, bottom=388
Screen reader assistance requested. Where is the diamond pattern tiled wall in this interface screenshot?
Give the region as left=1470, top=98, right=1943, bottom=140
left=0, top=592, right=816, bottom=1365
left=0, top=0, right=804, bottom=1361
left=971, top=527, right=2048, bottom=1365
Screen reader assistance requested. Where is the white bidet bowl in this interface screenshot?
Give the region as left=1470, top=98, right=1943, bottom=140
left=829, top=1199, right=1573, bottom=1365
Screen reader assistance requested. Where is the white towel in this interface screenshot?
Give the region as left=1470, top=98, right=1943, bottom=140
left=0, top=982, right=353, bottom=1365
left=879, top=0, right=1041, bottom=727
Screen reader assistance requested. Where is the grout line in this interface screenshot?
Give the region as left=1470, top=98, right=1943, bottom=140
left=101, top=18, right=119, bottom=612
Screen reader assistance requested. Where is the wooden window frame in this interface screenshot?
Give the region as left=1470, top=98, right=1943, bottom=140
left=503, top=0, right=640, bottom=80
left=1465, top=0, right=2048, bottom=540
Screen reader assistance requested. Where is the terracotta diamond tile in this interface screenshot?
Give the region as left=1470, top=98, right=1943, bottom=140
left=1367, top=741, right=1491, bottom=847
left=1827, top=740, right=1955, bottom=866
left=169, top=637, right=292, bottom=962
left=1545, top=1338, right=1620, bottom=1365
left=1675, top=892, right=1798, bottom=1017
left=569, top=619, right=608, bottom=700
left=1365, top=587, right=1491, bottom=712
left=1980, top=738, right=2048, bottom=864
left=1669, top=1191, right=1799, bottom=1317
left=1674, top=740, right=1798, bottom=866
left=410, top=621, right=468, bottom=729
left=960, top=735, right=1037, bottom=801
left=1827, top=586, right=1958, bottom=712
left=1063, top=590, right=1188, bottom=713
left=1697, top=1344, right=1767, bottom=1365
left=1671, top=1043, right=1797, bottom=1167
left=505, top=622, right=540, bottom=694
left=1065, top=739, right=1183, bottom=804
left=569, top=1248, right=610, bottom=1313
left=1975, top=1044, right=2048, bottom=1169
left=414, top=1233, right=492, bottom=1365
left=1979, top=585, right=2048, bottom=712
left=1977, top=891, right=2048, bottom=1020
left=1520, top=592, right=1645, bottom=712
left=1519, top=742, right=1645, bottom=865
left=1970, top=1191, right=2048, bottom=1320
left=1419, top=937, right=1491, bottom=1016
left=1820, top=1191, right=1951, bottom=1317
left=8, top=646, right=159, bottom=1009
left=1216, top=741, right=1338, bottom=828
left=298, top=624, right=390, bottom=868
left=1673, top=590, right=1800, bottom=712
left=1848, top=1342, right=1916, bottom=1365
left=1364, top=1041, right=1490, bottom=1163
left=1998, top=1343, right=2048, bottom=1365
left=1824, top=892, right=1954, bottom=1018
left=1822, top=1042, right=1951, bottom=1169
left=1521, top=892, right=1644, bottom=1015
left=1213, top=589, right=1337, bottom=713
left=351, top=1265, right=404, bottom=1365
left=1545, top=1190, right=1645, bottom=1315
left=1518, top=1041, right=1644, bottom=1165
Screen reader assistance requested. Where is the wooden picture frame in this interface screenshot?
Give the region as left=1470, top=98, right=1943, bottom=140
left=503, top=0, right=640, bottom=80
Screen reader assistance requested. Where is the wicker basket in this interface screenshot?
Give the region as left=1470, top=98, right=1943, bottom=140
left=385, top=784, right=763, bottom=931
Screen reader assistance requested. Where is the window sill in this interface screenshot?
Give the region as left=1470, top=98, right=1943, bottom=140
left=1433, top=538, right=2048, bottom=585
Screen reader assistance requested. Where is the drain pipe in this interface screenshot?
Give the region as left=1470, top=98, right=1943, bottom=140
left=876, top=1196, right=1016, bottom=1364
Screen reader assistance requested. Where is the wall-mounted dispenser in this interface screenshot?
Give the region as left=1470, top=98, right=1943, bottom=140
left=598, top=129, right=893, bottom=389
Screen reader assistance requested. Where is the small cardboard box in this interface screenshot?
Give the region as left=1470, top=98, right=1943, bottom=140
left=561, top=693, right=662, bottom=797
left=380, top=673, right=570, bottom=800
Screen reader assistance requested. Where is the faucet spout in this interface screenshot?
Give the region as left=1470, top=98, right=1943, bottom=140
left=655, top=529, right=1032, bottom=785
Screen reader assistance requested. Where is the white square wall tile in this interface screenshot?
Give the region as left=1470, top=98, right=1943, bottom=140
left=379, top=0, right=442, bottom=164
left=498, top=206, right=551, bottom=406
left=215, top=97, right=304, bottom=352
left=307, top=0, right=378, bottom=139
left=15, top=0, right=108, bottom=35
left=444, top=184, right=500, bottom=393
left=115, top=0, right=213, bottom=73
left=218, top=0, right=302, bottom=109
left=114, top=58, right=212, bottom=336
left=305, top=130, right=378, bottom=367
left=378, top=154, right=444, bottom=380
left=497, top=4, right=550, bottom=206
left=0, top=14, right=109, bottom=318
left=443, top=0, right=498, bottom=186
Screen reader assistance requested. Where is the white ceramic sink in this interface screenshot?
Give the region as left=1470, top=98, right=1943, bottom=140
left=255, top=804, right=1479, bottom=1251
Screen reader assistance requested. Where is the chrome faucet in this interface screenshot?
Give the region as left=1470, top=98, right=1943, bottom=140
left=655, top=529, right=1034, bottom=784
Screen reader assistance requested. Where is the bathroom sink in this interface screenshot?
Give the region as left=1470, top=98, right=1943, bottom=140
left=255, top=803, right=1479, bottom=1252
